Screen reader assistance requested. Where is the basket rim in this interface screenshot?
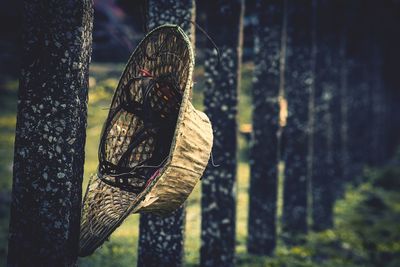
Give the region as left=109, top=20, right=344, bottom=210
left=120, top=23, right=195, bottom=211
left=98, top=24, right=195, bottom=167
left=80, top=24, right=196, bottom=256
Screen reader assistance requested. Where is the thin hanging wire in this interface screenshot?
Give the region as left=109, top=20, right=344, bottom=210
left=188, top=20, right=221, bottom=67
left=210, top=151, right=220, bottom=167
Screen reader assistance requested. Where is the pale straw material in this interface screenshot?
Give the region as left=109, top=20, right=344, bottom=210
left=79, top=25, right=213, bottom=256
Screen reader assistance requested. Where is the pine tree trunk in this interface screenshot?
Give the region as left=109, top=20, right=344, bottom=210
left=7, top=1, right=93, bottom=266
left=137, top=1, right=195, bottom=267
left=200, top=0, right=243, bottom=266
left=281, top=0, right=315, bottom=242
left=247, top=0, right=283, bottom=255
left=311, top=0, right=342, bottom=231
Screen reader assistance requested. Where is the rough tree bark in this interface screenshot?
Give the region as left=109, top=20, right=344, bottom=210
left=200, top=1, right=243, bottom=266
left=137, top=1, right=195, bottom=267
left=247, top=0, right=283, bottom=255
left=311, top=0, right=342, bottom=231
left=7, top=0, right=93, bottom=266
left=281, top=0, right=314, bottom=243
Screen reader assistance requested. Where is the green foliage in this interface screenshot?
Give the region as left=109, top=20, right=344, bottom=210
left=290, top=159, right=400, bottom=267
left=254, top=157, right=400, bottom=267
left=332, top=163, right=400, bottom=267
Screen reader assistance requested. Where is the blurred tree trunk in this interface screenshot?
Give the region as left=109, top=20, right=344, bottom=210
left=311, top=0, right=342, bottom=231
left=7, top=0, right=93, bottom=266
left=345, top=0, right=371, bottom=183
left=366, top=1, right=389, bottom=167
left=281, top=0, right=315, bottom=243
left=342, top=1, right=399, bottom=179
left=200, top=0, right=243, bottom=266
left=339, top=27, right=349, bottom=195
left=369, top=47, right=388, bottom=167
left=382, top=1, right=400, bottom=158
left=137, top=1, right=195, bottom=267
left=247, top=0, right=283, bottom=255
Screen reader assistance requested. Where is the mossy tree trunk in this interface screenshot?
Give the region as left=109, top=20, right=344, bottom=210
left=281, top=0, right=315, bottom=243
left=311, top=0, right=342, bottom=231
left=7, top=0, right=93, bottom=266
left=247, top=0, right=283, bottom=255
left=200, top=0, right=243, bottom=266
left=137, top=1, right=195, bottom=267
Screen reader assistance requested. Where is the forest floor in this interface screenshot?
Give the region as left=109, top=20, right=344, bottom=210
left=2, top=63, right=397, bottom=267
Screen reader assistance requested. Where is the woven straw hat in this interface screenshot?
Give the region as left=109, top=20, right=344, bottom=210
left=79, top=25, right=213, bottom=256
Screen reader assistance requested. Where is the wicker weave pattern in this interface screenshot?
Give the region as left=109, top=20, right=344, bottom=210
left=79, top=25, right=213, bottom=257
left=133, top=102, right=213, bottom=215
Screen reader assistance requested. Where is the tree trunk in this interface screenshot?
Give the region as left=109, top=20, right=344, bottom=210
left=137, top=1, right=195, bottom=267
left=200, top=1, right=243, bottom=266
left=311, top=0, right=342, bottom=231
left=339, top=16, right=350, bottom=197
left=345, top=0, right=371, bottom=183
left=138, top=209, right=186, bottom=267
left=365, top=1, right=389, bottom=167
left=281, top=0, right=315, bottom=243
left=7, top=1, right=93, bottom=266
left=247, top=0, right=283, bottom=255
left=369, top=47, right=389, bottom=167
left=381, top=1, right=400, bottom=159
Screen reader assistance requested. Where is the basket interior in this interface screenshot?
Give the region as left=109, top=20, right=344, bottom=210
left=99, top=27, right=192, bottom=193
left=79, top=26, right=193, bottom=257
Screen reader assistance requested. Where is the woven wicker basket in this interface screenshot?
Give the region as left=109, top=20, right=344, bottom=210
left=79, top=25, right=213, bottom=257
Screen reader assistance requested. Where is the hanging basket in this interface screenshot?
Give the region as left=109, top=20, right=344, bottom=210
left=79, top=25, right=213, bottom=257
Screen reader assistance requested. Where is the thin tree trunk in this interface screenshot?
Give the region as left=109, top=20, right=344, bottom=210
left=200, top=0, right=243, bottom=266
left=365, top=1, right=389, bottom=167
left=7, top=0, right=93, bottom=266
left=311, top=0, right=342, bottom=231
left=345, top=1, right=371, bottom=183
left=137, top=1, right=195, bottom=267
left=369, top=47, right=388, bottom=166
left=247, top=0, right=283, bottom=255
left=281, top=0, right=315, bottom=243
left=382, top=1, right=400, bottom=158
left=339, top=19, right=349, bottom=197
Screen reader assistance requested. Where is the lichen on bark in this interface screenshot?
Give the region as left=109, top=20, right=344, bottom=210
left=200, top=1, right=244, bottom=266
left=281, top=0, right=315, bottom=243
left=247, top=0, right=283, bottom=255
left=7, top=0, right=93, bottom=266
left=137, top=1, right=195, bottom=267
